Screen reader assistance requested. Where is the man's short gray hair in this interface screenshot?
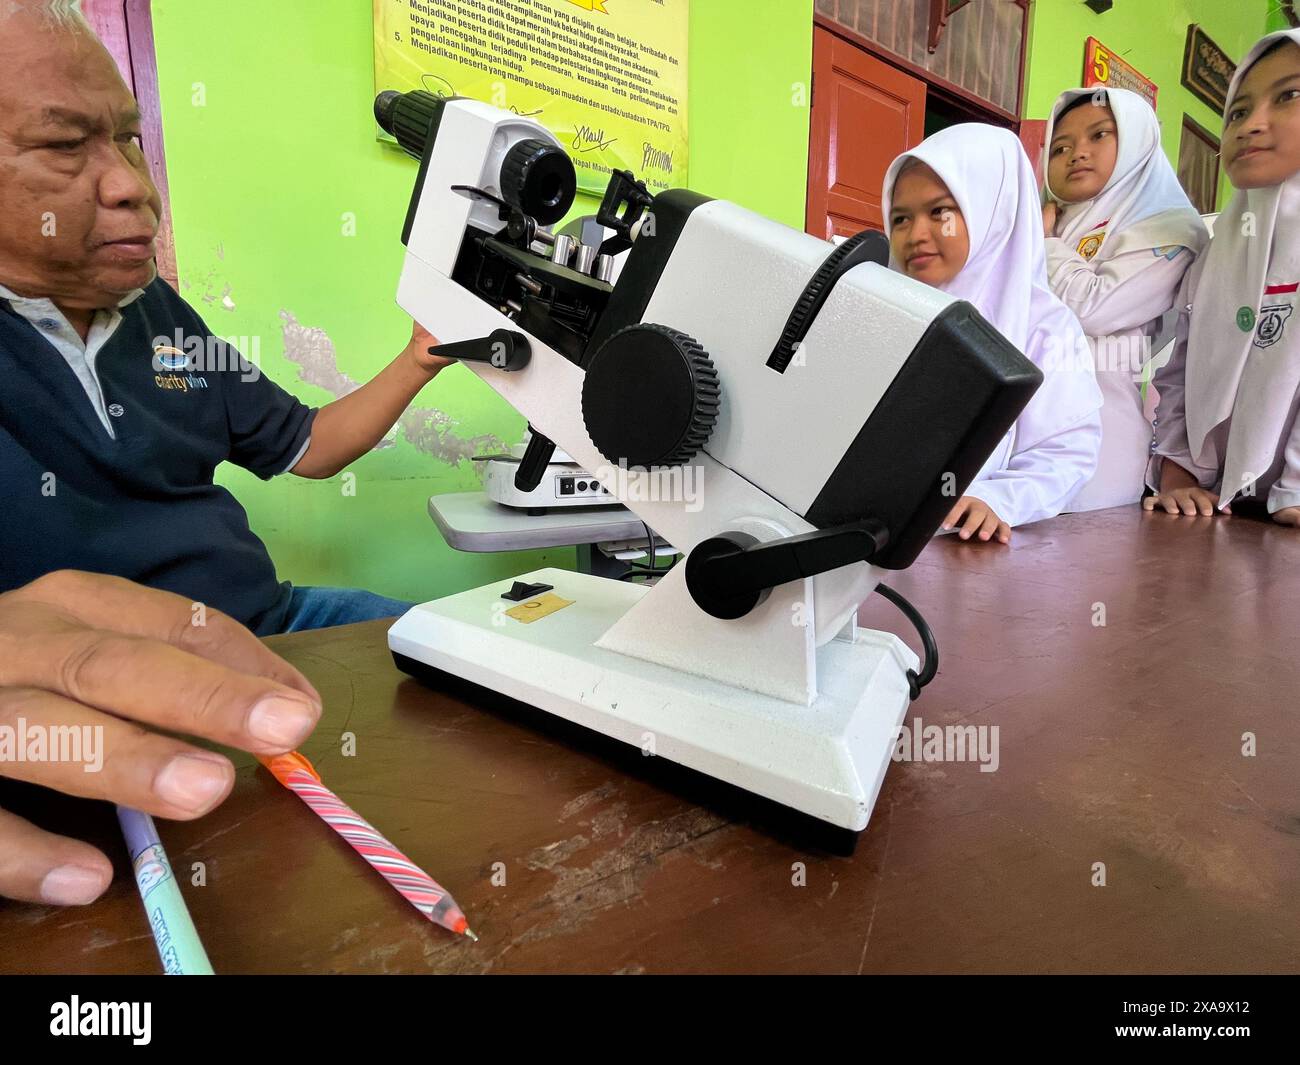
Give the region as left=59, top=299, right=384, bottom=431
left=44, top=0, right=90, bottom=30
left=1, top=1, right=92, bottom=33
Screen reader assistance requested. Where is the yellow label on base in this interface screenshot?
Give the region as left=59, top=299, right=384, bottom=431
left=505, top=593, right=575, bottom=624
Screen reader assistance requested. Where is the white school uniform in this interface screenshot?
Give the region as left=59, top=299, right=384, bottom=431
left=883, top=124, right=1103, bottom=528
left=1042, top=87, right=1208, bottom=511
left=1150, top=29, right=1300, bottom=514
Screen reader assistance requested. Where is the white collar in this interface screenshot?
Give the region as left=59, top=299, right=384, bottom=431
left=0, top=281, right=146, bottom=313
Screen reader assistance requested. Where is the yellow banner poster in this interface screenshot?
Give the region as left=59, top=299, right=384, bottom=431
left=373, top=0, right=689, bottom=195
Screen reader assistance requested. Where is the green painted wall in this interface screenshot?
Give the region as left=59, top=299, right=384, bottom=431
left=149, top=0, right=813, bottom=603
left=1024, top=0, right=1274, bottom=210
left=688, top=0, right=813, bottom=228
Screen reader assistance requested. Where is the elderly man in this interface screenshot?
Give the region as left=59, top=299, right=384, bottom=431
left=0, top=3, right=449, bottom=635
left=0, top=3, right=445, bottom=907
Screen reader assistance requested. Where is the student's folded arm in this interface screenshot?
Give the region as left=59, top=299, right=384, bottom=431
left=1045, top=240, right=1191, bottom=337
left=1147, top=309, right=1219, bottom=492
left=964, top=411, right=1102, bottom=528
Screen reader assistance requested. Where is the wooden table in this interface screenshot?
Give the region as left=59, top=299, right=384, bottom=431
left=2, top=508, right=1297, bottom=974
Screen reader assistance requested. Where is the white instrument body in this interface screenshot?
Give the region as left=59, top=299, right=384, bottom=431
left=386, top=98, right=1016, bottom=832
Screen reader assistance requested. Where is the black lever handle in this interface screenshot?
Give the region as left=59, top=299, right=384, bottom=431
left=685, top=519, right=890, bottom=620
left=514, top=429, right=556, bottom=492
left=428, top=329, right=531, bottom=371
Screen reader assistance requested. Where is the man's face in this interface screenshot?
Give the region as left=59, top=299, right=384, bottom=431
left=0, top=13, right=162, bottom=308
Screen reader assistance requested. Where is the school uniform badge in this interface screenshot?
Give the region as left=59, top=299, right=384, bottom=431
left=1253, top=283, right=1298, bottom=347
left=1253, top=304, right=1293, bottom=348
left=1076, top=232, right=1105, bottom=260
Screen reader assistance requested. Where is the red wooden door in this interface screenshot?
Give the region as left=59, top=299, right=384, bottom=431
left=806, top=27, right=926, bottom=239
left=1019, top=119, right=1048, bottom=188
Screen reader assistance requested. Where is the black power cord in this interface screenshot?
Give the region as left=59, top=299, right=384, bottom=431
left=619, top=522, right=670, bottom=581
left=874, top=583, right=938, bottom=700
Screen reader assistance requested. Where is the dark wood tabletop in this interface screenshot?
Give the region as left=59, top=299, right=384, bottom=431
left=2, top=507, right=1297, bottom=974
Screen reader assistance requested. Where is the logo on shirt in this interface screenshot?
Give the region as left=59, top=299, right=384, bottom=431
left=152, top=341, right=209, bottom=392
left=1254, top=283, right=1298, bottom=348
left=1076, top=232, right=1106, bottom=260
left=153, top=344, right=189, bottom=371
left=154, top=373, right=208, bottom=392
left=1074, top=218, right=1109, bottom=261
left=1254, top=305, right=1292, bottom=347
left=151, top=329, right=262, bottom=383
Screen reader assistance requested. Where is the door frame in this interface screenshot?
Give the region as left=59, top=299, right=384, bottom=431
left=1178, top=113, right=1221, bottom=214
left=83, top=0, right=178, bottom=290
left=812, top=10, right=1025, bottom=130
left=806, top=26, right=928, bottom=237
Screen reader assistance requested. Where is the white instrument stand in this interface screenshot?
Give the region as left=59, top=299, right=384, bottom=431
left=389, top=566, right=917, bottom=831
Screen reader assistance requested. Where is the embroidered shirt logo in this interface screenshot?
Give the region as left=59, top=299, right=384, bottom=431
left=1073, top=218, right=1109, bottom=261
left=1076, top=232, right=1105, bottom=260
left=152, top=345, right=209, bottom=393
left=152, top=344, right=188, bottom=371
left=1255, top=306, right=1294, bottom=347
left=1254, top=283, right=1298, bottom=348
left=154, top=373, right=208, bottom=392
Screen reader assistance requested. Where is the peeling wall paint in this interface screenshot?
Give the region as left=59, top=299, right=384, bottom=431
left=279, top=310, right=506, bottom=466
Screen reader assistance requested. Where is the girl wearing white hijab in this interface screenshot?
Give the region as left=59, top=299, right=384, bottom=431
left=1042, top=87, right=1208, bottom=511
left=883, top=124, right=1103, bottom=542
left=1147, top=29, right=1300, bottom=526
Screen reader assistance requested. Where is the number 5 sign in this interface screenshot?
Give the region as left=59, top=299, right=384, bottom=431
left=1082, top=36, right=1159, bottom=109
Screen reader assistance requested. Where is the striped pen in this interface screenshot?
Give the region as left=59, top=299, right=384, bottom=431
left=259, top=751, right=476, bottom=941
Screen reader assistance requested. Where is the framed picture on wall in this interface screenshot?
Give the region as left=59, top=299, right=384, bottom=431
left=1181, top=24, right=1236, bottom=116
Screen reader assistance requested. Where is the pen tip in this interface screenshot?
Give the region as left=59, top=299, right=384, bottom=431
left=464, top=928, right=479, bottom=942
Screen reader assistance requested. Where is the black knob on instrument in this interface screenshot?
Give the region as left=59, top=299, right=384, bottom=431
left=501, top=139, right=577, bottom=226
left=581, top=323, right=720, bottom=469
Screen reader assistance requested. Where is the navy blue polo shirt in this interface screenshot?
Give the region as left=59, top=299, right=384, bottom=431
left=0, top=278, right=317, bottom=635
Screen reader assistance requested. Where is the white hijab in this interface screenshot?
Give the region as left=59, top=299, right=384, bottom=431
left=1184, top=28, right=1300, bottom=504
left=1043, top=86, right=1207, bottom=262
left=882, top=123, right=1101, bottom=449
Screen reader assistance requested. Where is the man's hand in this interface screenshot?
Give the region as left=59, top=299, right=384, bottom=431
left=1142, top=459, right=1228, bottom=517
left=1042, top=201, right=1058, bottom=237
left=0, top=571, right=322, bottom=906
left=942, top=495, right=1011, bottom=543
left=407, top=319, right=452, bottom=374
left=1273, top=505, right=1300, bottom=526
